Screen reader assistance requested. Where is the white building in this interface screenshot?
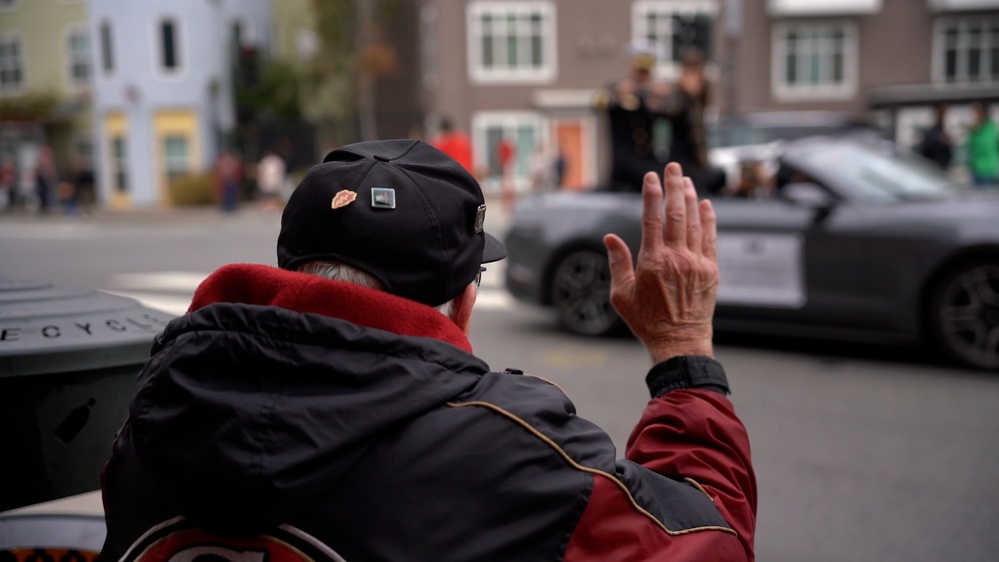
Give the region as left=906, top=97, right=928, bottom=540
left=87, top=0, right=270, bottom=208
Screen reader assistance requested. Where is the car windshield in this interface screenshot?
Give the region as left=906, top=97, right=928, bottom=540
left=794, top=141, right=954, bottom=201
left=709, top=122, right=861, bottom=149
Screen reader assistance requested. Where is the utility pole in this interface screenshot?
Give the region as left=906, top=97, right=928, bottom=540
left=723, top=0, right=743, bottom=118
left=357, top=0, right=378, bottom=141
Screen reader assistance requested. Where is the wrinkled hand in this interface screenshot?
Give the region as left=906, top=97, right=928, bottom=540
left=603, top=163, right=719, bottom=364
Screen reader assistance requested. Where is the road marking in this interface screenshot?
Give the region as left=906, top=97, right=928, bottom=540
left=111, top=272, right=207, bottom=292
left=104, top=291, right=191, bottom=316
left=111, top=289, right=514, bottom=315
left=107, top=271, right=515, bottom=317
left=0, top=223, right=99, bottom=239
left=475, top=289, right=512, bottom=310
left=538, top=349, right=611, bottom=368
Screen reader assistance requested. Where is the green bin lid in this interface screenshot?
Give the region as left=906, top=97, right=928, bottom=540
left=0, top=278, right=177, bottom=377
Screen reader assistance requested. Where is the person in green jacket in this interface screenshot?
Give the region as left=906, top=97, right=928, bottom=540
left=966, top=101, right=999, bottom=186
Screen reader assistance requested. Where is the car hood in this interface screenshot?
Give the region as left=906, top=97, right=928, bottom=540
left=868, top=192, right=999, bottom=240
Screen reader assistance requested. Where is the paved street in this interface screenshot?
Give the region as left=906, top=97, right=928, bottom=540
left=2, top=202, right=998, bottom=561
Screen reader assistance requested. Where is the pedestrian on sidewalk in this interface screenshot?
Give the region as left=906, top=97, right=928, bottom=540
left=256, top=148, right=286, bottom=215
left=966, top=100, right=999, bottom=186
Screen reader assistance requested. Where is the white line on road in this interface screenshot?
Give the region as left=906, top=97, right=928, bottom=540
left=111, top=272, right=208, bottom=292
left=110, top=288, right=514, bottom=316
left=104, top=291, right=191, bottom=316
left=107, top=268, right=515, bottom=318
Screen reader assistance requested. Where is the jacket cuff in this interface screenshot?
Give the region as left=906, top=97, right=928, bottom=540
left=645, top=356, right=730, bottom=398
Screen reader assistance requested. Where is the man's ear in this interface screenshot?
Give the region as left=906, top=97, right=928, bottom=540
left=450, top=283, right=477, bottom=335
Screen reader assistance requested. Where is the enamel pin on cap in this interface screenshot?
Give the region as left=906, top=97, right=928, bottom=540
left=331, top=189, right=357, bottom=209
left=371, top=187, right=396, bottom=209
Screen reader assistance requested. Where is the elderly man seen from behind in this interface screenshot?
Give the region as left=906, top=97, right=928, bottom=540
left=100, top=139, right=756, bottom=561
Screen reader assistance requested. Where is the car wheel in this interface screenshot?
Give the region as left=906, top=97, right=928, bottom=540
left=929, top=261, right=999, bottom=371
left=550, top=249, right=623, bottom=336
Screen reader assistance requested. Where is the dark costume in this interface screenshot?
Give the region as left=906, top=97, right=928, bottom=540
left=598, top=83, right=669, bottom=193
left=918, top=123, right=952, bottom=170
left=101, top=264, right=756, bottom=561
left=664, top=84, right=726, bottom=196
left=598, top=82, right=725, bottom=196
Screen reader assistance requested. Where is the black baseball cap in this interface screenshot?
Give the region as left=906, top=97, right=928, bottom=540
left=277, top=139, right=506, bottom=307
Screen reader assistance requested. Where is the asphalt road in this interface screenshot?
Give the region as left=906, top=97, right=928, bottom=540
left=2, top=204, right=997, bottom=561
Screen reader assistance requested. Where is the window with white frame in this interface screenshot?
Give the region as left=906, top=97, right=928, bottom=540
left=163, top=136, right=189, bottom=182
left=99, top=21, right=114, bottom=74
left=472, top=112, right=546, bottom=190
left=67, top=27, right=91, bottom=88
left=110, top=136, right=128, bottom=193
left=231, top=20, right=244, bottom=51
left=466, top=1, right=556, bottom=83
left=74, top=135, right=93, bottom=165
left=936, top=16, right=999, bottom=84
left=772, top=21, right=857, bottom=100
left=158, top=17, right=182, bottom=73
left=0, top=34, right=23, bottom=94
left=632, top=0, right=717, bottom=76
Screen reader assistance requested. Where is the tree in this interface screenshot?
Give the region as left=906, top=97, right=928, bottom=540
left=311, top=0, right=401, bottom=141
left=233, top=54, right=304, bottom=123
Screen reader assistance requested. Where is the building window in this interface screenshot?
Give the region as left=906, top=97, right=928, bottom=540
left=467, top=1, right=556, bottom=83
left=74, top=135, right=93, bottom=165
left=163, top=136, right=189, bottom=182
left=159, top=18, right=181, bottom=72
left=231, top=20, right=243, bottom=50
left=67, top=28, right=91, bottom=88
left=0, top=34, right=23, bottom=94
left=100, top=21, right=114, bottom=74
left=632, top=0, right=717, bottom=76
left=772, top=21, right=857, bottom=100
left=472, top=112, right=546, bottom=191
left=111, top=136, right=128, bottom=193
left=936, top=16, right=999, bottom=84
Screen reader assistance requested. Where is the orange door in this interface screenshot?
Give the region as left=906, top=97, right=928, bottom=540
left=555, top=122, right=584, bottom=190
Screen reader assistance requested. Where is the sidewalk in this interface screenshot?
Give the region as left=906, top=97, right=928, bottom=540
left=1, top=195, right=512, bottom=234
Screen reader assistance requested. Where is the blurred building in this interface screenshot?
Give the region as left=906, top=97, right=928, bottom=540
left=0, top=0, right=93, bottom=209
left=87, top=0, right=270, bottom=209
left=7, top=0, right=997, bottom=210
left=417, top=0, right=999, bottom=190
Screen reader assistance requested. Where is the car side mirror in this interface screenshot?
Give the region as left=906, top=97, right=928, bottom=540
left=781, top=182, right=835, bottom=207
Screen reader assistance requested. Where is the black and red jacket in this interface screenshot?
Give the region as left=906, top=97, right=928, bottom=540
left=100, top=264, right=756, bottom=561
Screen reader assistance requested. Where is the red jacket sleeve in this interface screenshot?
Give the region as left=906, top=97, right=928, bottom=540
left=564, top=357, right=756, bottom=561
left=626, top=388, right=757, bottom=558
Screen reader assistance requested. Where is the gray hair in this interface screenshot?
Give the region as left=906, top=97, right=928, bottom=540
left=296, top=260, right=456, bottom=317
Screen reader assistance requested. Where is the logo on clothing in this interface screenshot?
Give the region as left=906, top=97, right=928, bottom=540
left=121, top=517, right=347, bottom=562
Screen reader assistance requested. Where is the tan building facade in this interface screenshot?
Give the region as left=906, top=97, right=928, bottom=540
left=415, top=0, right=999, bottom=190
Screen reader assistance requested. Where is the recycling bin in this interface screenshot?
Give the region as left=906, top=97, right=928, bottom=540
left=0, top=278, right=176, bottom=512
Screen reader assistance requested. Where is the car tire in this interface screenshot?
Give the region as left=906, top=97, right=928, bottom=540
left=550, top=248, right=624, bottom=336
left=927, top=260, right=999, bottom=371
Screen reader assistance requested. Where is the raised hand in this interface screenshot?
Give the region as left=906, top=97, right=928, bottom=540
left=602, top=163, right=719, bottom=364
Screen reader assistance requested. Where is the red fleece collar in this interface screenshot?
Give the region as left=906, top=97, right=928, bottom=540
left=188, top=264, right=473, bottom=353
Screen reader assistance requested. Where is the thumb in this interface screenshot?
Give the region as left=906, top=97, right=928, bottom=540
left=603, top=234, right=634, bottom=285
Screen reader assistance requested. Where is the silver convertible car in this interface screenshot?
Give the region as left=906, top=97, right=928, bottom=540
left=503, top=137, right=999, bottom=371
